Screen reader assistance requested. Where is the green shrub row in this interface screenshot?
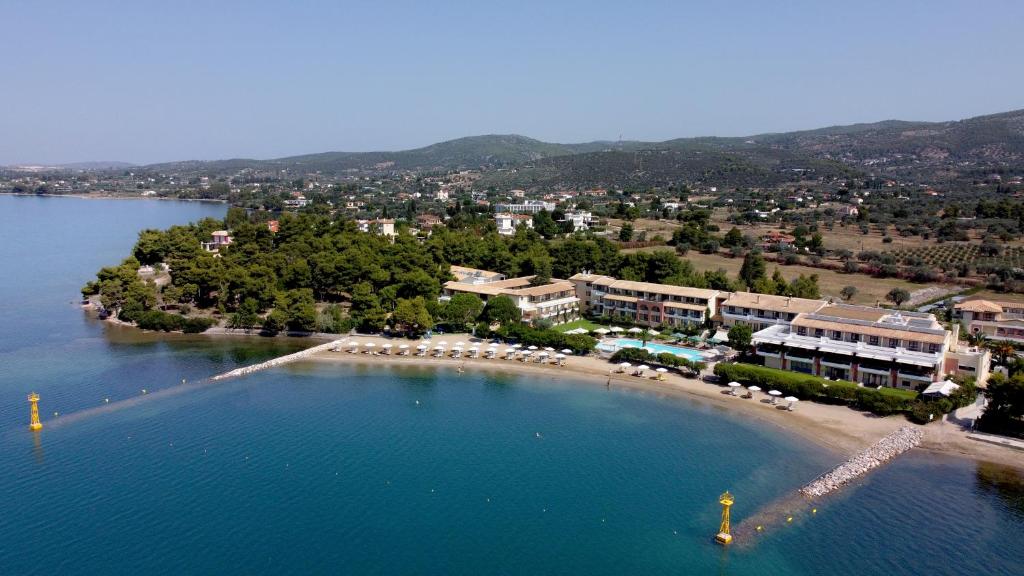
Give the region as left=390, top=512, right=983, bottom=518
left=122, top=308, right=215, bottom=334
left=609, top=347, right=706, bottom=374
left=497, top=324, right=597, bottom=355
left=713, top=363, right=917, bottom=416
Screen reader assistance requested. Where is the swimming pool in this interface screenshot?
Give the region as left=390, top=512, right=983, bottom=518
left=598, top=338, right=708, bottom=362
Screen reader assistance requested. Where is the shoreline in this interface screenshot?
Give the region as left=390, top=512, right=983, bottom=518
left=289, top=334, right=1024, bottom=470
left=83, top=306, right=1024, bottom=469
left=1, top=192, right=226, bottom=203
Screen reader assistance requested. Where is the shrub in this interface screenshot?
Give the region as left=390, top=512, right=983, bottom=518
left=713, top=363, right=916, bottom=416
left=130, top=310, right=214, bottom=333
left=498, top=324, right=597, bottom=355
left=609, top=347, right=705, bottom=375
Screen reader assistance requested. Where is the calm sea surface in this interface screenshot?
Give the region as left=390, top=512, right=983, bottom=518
left=0, top=195, right=1022, bottom=575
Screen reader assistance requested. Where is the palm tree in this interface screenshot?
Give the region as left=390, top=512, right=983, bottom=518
left=988, top=340, right=1017, bottom=365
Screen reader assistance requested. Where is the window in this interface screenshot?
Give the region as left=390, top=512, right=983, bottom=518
left=831, top=331, right=842, bottom=340
left=929, top=343, right=941, bottom=353
left=849, top=333, right=860, bottom=342
left=814, top=329, right=824, bottom=337
left=907, top=341, right=920, bottom=352
left=887, top=338, right=899, bottom=349
left=868, top=336, right=879, bottom=346
left=797, top=327, right=807, bottom=336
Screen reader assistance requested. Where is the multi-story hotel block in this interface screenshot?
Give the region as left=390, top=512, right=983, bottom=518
left=954, top=298, right=1024, bottom=344
left=752, top=304, right=989, bottom=389
left=719, top=292, right=827, bottom=331
left=441, top=267, right=579, bottom=325
left=443, top=269, right=989, bottom=388
left=569, top=273, right=718, bottom=328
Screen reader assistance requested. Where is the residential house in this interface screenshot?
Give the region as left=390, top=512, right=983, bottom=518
left=954, top=299, right=1024, bottom=344
left=441, top=267, right=579, bottom=325
left=495, top=213, right=533, bottom=235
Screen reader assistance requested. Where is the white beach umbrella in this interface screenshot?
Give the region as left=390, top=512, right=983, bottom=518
left=768, top=390, right=782, bottom=404
left=610, top=326, right=624, bottom=333
left=647, top=328, right=659, bottom=335
left=619, top=362, right=632, bottom=368
left=512, top=343, right=522, bottom=349
left=382, top=343, right=392, bottom=348
left=416, top=344, right=427, bottom=349
left=747, top=385, right=761, bottom=392
left=528, top=345, right=538, bottom=351
left=555, top=353, right=566, bottom=358
left=628, top=327, right=643, bottom=334
left=521, top=350, right=532, bottom=356
left=538, top=351, right=549, bottom=357
left=455, top=341, right=465, bottom=347
left=488, top=343, right=499, bottom=348
left=561, top=349, right=573, bottom=355
left=728, top=381, right=742, bottom=395
left=637, top=364, right=650, bottom=371
left=656, top=367, right=668, bottom=373
left=364, top=342, right=376, bottom=348
left=399, top=344, right=410, bottom=349
left=593, top=328, right=610, bottom=335
left=438, top=341, right=448, bottom=347
left=544, top=347, right=555, bottom=352
left=433, top=344, right=445, bottom=349
left=784, top=396, right=798, bottom=402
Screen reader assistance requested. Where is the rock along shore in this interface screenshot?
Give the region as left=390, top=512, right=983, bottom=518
left=800, top=426, right=923, bottom=498
left=210, top=339, right=343, bottom=381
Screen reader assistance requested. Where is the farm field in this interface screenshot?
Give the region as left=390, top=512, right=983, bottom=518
left=886, top=243, right=1024, bottom=271
left=624, top=247, right=945, bottom=306
left=966, top=290, right=1024, bottom=304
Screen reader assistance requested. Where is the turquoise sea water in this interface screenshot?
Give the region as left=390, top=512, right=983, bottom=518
left=0, top=195, right=1022, bottom=575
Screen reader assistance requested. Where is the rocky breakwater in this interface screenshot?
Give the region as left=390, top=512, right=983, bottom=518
left=800, top=426, right=923, bottom=498
left=210, top=339, right=344, bottom=381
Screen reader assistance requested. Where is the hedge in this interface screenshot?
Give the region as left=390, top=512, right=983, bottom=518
left=609, top=347, right=705, bottom=374
left=498, top=324, right=597, bottom=355
left=713, top=363, right=917, bottom=416
left=123, top=309, right=215, bottom=334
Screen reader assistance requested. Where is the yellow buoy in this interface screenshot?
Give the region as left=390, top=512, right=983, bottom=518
left=715, top=491, right=734, bottom=545
left=812, top=508, right=817, bottom=514
left=786, top=516, right=793, bottom=523
left=28, top=393, right=42, bottom=431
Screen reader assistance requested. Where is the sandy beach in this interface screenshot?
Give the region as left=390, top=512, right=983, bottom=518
left=293, top=332, right=1024, bottom=469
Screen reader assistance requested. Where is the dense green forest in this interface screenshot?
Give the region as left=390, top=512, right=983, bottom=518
left=82, top=209, right=822, bottom=336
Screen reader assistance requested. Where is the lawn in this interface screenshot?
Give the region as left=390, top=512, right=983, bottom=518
left=553, top=318, right=606, bottom=333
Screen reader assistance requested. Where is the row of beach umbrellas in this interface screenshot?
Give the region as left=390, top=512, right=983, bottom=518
left=334, top=340, right=573, bottom=364
left=726, top=382, right=799, bottom=410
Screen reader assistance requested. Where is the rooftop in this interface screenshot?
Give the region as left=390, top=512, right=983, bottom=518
left=722, top=292, right=826, bottom=315
left=955, top=299, right=1011, bottom=313
left=589, top=276, right=719, bottom=301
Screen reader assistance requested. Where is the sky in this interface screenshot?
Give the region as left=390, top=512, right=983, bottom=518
left=2, top=0, right=1023, bottom=165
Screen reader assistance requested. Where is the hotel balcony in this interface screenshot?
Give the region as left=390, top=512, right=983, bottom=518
left=753, top=324, right=942, bottom=371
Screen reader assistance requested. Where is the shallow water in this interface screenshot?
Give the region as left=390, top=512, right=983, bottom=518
left=0, top=195, right=1022, bottom=575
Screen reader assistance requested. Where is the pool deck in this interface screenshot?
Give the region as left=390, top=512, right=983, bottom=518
left=596, top=338, right=715, bottom=361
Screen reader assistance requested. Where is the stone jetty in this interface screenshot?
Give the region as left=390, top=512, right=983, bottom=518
left=800, top=426, right=923, bottom=498
left=210, top=339, right=344, bottom=381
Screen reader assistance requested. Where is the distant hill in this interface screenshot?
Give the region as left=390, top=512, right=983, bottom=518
left=4, top=161, right=136, bottom=172
left=133, top=108, right=1024, bottom=188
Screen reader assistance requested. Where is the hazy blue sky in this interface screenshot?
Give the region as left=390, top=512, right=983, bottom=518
left=3, top=0, right=1023, bottom=164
